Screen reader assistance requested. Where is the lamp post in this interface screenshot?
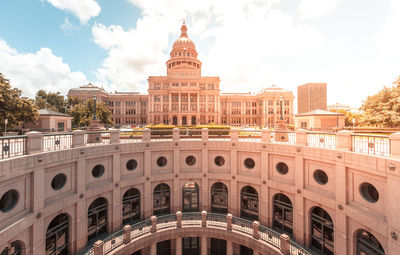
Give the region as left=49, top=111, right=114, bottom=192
left=92, top=95, right=97, bottom=120
left=4, top=118, right=8, bottom=133
left=279, top=96, right=284, bottom=121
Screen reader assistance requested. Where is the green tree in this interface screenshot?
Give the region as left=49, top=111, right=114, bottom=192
left=359, top=76, right=400, bottom=127
left=68, top=99, right=113, bottom=128
left=35, top=90, right=67, bottom=113
left=0, top=73, right=39, bottom=130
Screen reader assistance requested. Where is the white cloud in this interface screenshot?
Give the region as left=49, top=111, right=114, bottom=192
left=375, top=0, right=400, bottom=58
left=44, top=0, right=101, bottom=24
left=297, top=0, right=342, bottom=19
left=93, top=0, right=323, bottom=94
left=60, top=17, right=79, bottom=36
left=0, top=40, right=88, bottom=98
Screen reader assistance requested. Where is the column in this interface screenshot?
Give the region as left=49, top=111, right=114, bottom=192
left=293, top=155, right=304, bottom=243
left=197, top=93, right=200, bottom=119
left=150, top=242, right=157, bottom=255
left=226, top=240, right=233, bottom=255
left=178, top=92, right=181, bottom=112
left=176, top=238, right=182, bottom=255
left=201, top=236, right=207, bottom=255
left=144, top=148, right=152, bottom=217
left=169, top=93, right=172, bottom=111
left=188, top=93, right=191, bottom=113
left=112, top=152, right=121, bottom=232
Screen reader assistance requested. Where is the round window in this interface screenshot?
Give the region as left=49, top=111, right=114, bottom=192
left=126, top=159, right=138, bottom=171
left=0, top=189, right=19, bottom=212
left=157, top=156, right=168, bottom=167
left=214, top=156, right=225, bottom=166
left=185, top=156, right=196, bottom=166
left=313, top=169, right=328, bottom=185
left=92, top=164, right=105, bottom=178
left=244, top=158, right=255, bottom=169
left=51, top=173, right=67, bottom=190
left=360, top=182, right=379, bottom=203
left=276, top=162, right=289, bottom=175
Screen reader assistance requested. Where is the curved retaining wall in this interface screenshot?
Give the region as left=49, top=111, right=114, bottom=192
left=1, top=133, right=400, bottom=254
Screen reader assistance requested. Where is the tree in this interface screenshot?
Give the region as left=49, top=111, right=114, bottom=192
left=68, top=99, right=113, bottom=128
left=35, top=90, right=67, bottom=113
left=359, top=76, right=400, bottom=127
left=0, top=73, right=39, bottom=130
left=329, top=108, right=362, bottom=127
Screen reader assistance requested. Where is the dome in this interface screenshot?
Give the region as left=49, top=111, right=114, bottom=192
left=172, top=21, right=196, bottom=50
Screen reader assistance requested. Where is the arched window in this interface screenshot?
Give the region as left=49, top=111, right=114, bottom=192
left=172, top=116, right=178, bottom=125
left=122, top=188, right=140, bottom=225
left=273, top=193, right=293, bottom=235
left=240, top=186, right=258, bottom=221
left=357, top=229, right=384, bottom=255
left=46, top=214, right=69, bottom=255
left=1, top=241, right=22, bottom=255
left=153, top=184, right=170, bottom=216
left=182, top=116, right=187, bottom=125
left=88, top=197, right=108, bottom=242
left=211, top=182, right=228, bottom=214
left=191, top=116, right=196, bottom=125
left=311, top=207, right=334, bottom=255
left=182, top=182, right=199, bottom=212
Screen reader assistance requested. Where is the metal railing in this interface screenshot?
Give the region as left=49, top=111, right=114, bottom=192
left=306, top=132, right=336, bottom=149
left=80, top=212, right=311, bottom=255
left=42, top=133, right=73, bottom=151
left=119, top=130, right=142, bottom=143
left=271, top=131, right=296, bottom=144
left=351, top=134, right=391, bottom=156
left=0, top=135, right=27, bottom=159
left=84, top=131, right=111, bottom=145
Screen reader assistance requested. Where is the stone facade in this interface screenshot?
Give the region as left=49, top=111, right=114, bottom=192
left=297, top=83, right=327, bottom=114
left=68, top=23, right=294, bottom=127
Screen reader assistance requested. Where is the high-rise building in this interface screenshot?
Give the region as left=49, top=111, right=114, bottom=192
left=297, top=83, right=327, bottom=114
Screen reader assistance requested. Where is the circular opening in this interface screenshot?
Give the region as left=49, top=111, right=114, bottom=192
left=92, top=164, right=105, bottom=178
left=360, top=182, right=379, bottom=203
left=0, top=189, right=19, bottom=213
left=214, top=156, right=225, bottom=167
left=313, top=169, right=328, bottom=185
left=157, top=156, right=168, bottom=167
left=276, top=162, right=289, bottom=175
left=51, top=173, right=67, bottom=190
left=126, top=159, right=138, bottom=171
left=185, top=156, right=196, bottom=166
left=244, top=158, right=255, bottom=169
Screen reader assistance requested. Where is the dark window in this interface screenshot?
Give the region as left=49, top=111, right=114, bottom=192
left=360, top=182, right=379, bottom=203
left=46, top=214, right=69, bottom=255
left=0, top=241, right=22, bottom=255
left=153, top=184, right=170, bottom=216
left=92, top=164, right=105, bottom=178
left=182, top=237, right=200, bottom=255
left=157, top=240, right=171, bottom=255
left=185, top=156, right=196, bottom=166
left=240, top=245, right=253, bottom=255
left=240, top=186, right=258, bottom=221
left=314, top=170, right=328, bottom=185
left=182, top=182, right=199, bottom=212
left=157, top=157, right=168, bottom=167
left=122, top=188, right=140, bottom=225
left=214, top=156, right=225, bottom=166
left=311, top=207, right=334, bottom=255
left=126, top=160, right=138, bottom=171
left=51, top=173, right=67, bottom=190
left=244, top=158, right=255, bottom=169
left=210, top=238, right=226, bottom=255
left=88, top=198, right=108, bottom=242
left=273, top=193, right=293, bottom=235
left=276, top=162, right=289, bottom=175
left=211, top=182, right=228, bottom=214
left=357, top=229, right=385, bottom=255
left=0, top=189, right=19, bottom=212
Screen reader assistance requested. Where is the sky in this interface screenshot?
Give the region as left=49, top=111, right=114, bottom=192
left=0, top=0, right=399, bottom=109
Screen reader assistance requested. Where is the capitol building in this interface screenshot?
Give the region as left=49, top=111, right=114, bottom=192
left=68, top=22, right=294, bottom=127
left=1, top=22, right=398, bottom=255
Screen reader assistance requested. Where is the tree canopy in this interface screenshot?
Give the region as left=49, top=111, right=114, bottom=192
left=0, top=73, right=39, bottom=130
left=68, top=98, right=113, bottom=128
left=359, top=76, right=400, bottom=127
left=35, top=89, right=67, bottom=113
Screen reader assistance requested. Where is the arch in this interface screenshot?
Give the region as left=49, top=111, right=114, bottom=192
left=182, top=182, right=199, bottom=212
left=191, top=116, right=196, bottom=125
left=182, top=116, right=187, bottom=125
left=153, top=183, right=171, bottom=216
left=88, top=197, right=108, bottom=242
left=310, top=206, right=334, bottom=255
left=356, top=229, right=385, bottom=255
left=46, top=213, right=69, bottom=255
left=211, top=182, right=228, bottom=214
left=240, top=186, right=259, bottom=221
left=272, top=193, right=293, bottom=235
left=122, top=188, right=141, bottom=225
left=1, top=241, right=23, bottom=255
left=172, top=116, right=178, bottom=125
